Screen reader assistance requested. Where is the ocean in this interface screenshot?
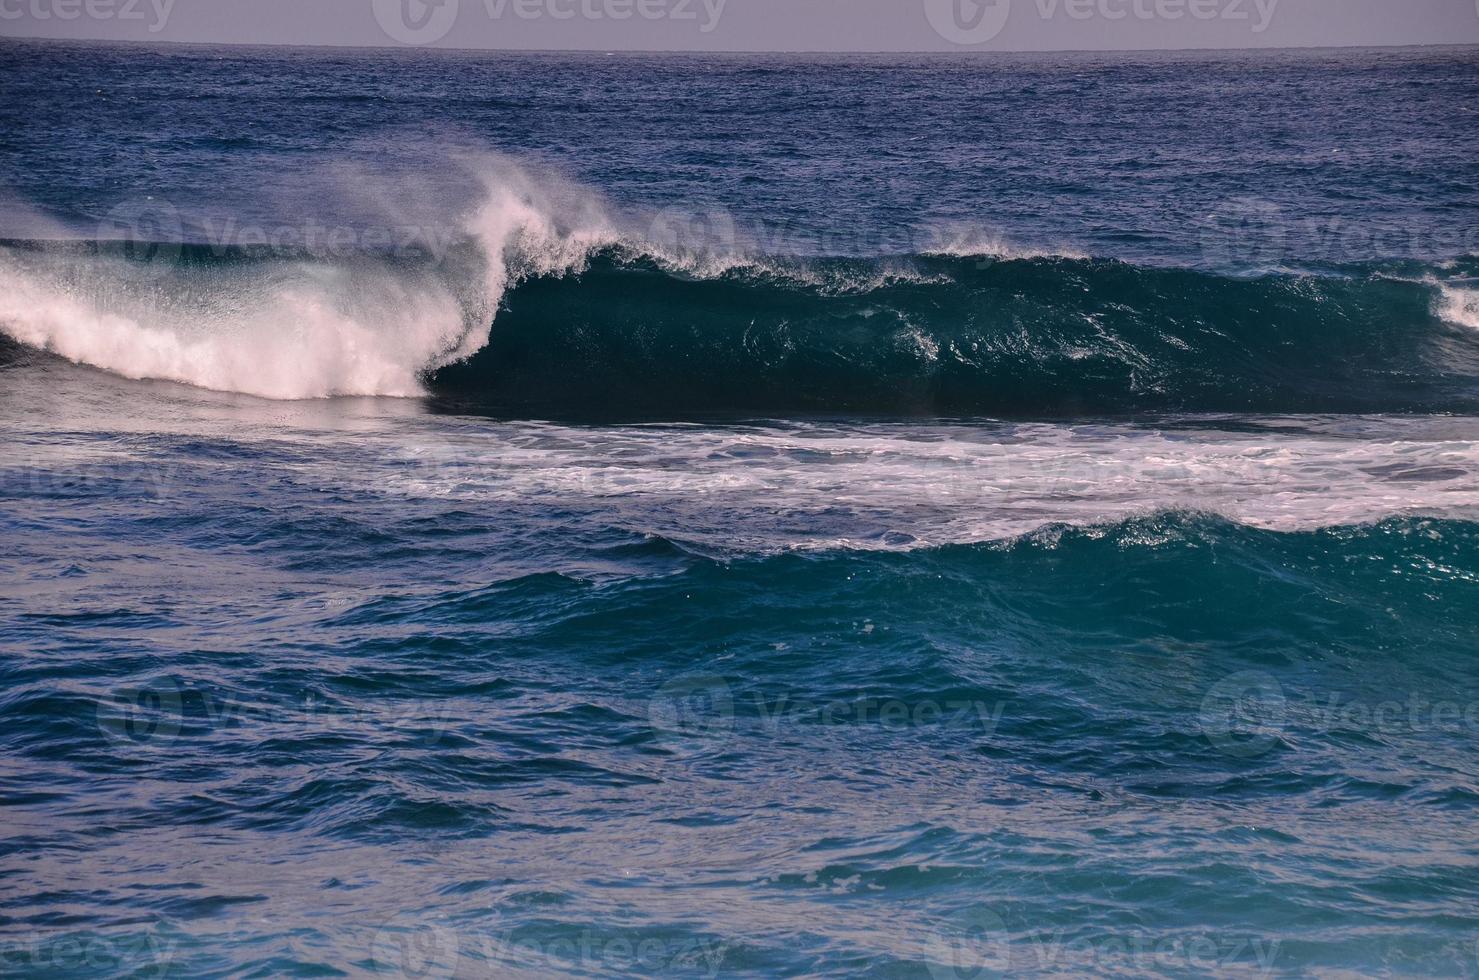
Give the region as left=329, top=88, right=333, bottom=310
left=1, top=39, right=1478, bottom=977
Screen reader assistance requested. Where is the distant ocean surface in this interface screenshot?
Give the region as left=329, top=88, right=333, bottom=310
left=2, top=40, right=1478, bottom=977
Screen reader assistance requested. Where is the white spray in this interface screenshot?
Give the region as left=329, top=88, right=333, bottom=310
left=0, top=157, right=625, bottom=400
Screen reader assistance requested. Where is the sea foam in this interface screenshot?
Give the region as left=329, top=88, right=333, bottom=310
left=1439, top=282, right=1479, bottom=332
left=0, top=160, right=626, bottom=399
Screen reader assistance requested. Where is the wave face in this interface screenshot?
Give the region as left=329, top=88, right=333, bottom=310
left=437, top=251, right=1479, bottom=417
left=3, top=225, right=1479, bottom=415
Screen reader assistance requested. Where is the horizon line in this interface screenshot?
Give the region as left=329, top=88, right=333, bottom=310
left=3, top=33, right=1478, bottom=57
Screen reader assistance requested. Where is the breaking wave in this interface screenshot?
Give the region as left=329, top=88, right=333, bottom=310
left=1, top=165, right=1477, bottom=416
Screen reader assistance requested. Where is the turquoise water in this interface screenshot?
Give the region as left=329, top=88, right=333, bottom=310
left=1, top=40, right=1478, bottom=977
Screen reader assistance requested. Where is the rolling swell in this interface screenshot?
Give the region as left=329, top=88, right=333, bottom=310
left=434, top=252, right=1479, bottom=417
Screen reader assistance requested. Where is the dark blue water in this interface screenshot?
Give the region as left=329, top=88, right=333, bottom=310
left=1, top=39, right=1478, bottom=977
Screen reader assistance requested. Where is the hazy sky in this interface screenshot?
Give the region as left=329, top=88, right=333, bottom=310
left=1, top=0, right=1477, bottom=52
